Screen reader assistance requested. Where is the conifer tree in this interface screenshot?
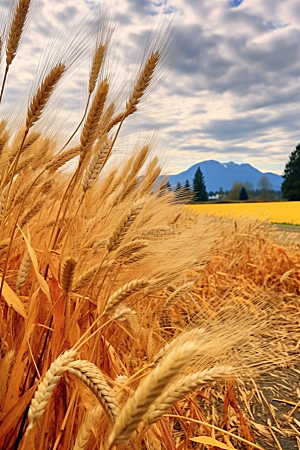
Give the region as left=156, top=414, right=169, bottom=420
left=282, top=144, right=300, bottom=200
left=193, top=166, right=208, bottom=201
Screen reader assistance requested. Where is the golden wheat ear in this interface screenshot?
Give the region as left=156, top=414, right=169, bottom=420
left=107, top=341, right=199, bottom=448
left=0, top=0, right=36, bottom=103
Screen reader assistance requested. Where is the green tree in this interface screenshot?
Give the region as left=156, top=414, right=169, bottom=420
left=175, top=181, right=182, bottom=191
left=239, top=186, right=248, bottom=200
left=193, top=166, right=208, bottom=201
left=184, top=179, right=191, bottom=192
left=282, top=144, right=300, bottom=200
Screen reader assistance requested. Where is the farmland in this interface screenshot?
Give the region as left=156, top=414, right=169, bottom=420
left=189, top=201, right=300, bottom=225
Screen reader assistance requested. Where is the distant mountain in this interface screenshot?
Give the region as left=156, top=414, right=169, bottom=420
left=165, top=160, right=283, bottom=192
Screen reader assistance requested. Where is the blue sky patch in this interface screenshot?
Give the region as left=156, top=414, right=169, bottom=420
left=230, top=0, right=244, bottom=7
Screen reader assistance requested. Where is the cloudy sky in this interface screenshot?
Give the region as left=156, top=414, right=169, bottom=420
left=1, top=0, right=300, bottom=175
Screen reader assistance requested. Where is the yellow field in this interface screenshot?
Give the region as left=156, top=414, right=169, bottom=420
left=188, top=201, right=300, bottom=225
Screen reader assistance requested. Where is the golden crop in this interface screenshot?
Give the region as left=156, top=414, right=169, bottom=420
left=189, top=201, right=300, bottom=225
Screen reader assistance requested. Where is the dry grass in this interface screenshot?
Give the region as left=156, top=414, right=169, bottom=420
left=0, top=2, right=298, bottom=450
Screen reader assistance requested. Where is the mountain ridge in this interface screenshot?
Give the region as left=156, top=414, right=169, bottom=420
left=165, top=160, right=283, bottom=192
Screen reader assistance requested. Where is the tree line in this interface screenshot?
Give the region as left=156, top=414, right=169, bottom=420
left=164, top=143, right=300, bottom=202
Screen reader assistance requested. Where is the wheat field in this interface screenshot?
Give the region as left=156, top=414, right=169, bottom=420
left=0, top=2, right=299, bottom=450
left=189, top=201, right=300, bottom=225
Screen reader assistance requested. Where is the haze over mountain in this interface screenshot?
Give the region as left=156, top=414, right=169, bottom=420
left=166, top=161, right=283, bottom=192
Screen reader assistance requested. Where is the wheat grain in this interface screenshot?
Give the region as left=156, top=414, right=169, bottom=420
left=16, top=249, right=31, bottom=293
left=104, top=278, right=150, bottom=314
left=106, top=200, right=144, bottom=252
left=108, top=341, right=199, bottom=447
left=25, top=350, right=76, bottom=433
left=26, top=63, right=65, bottom=131
left=59, top=257, right=77, bottom=293
left=68, top=360, right=118, bottom=423
left=147, top=366, right=234, bottom=425
left=89, top=44, right=106, bottom=94
left=6, top=0, right=31, bottom=66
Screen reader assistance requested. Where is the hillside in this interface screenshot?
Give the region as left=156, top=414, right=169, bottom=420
left=166, top=160, right=283, bottom=192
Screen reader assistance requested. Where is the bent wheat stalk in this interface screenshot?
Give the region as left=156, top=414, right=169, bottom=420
left=103, top=278, right=150, bottom=314
left=68, top=360, right=118, bottom=423
left=24, top=350, right=76, bottom=436
left=106, top=200, right=144, bottom=252
left=153, top=328, right=205, bottom=364
left=108, top=340, right=199, bottom=448
left=147, top=365, right=234, bottom=425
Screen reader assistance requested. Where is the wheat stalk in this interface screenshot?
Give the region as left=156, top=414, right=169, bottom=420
left=73, top=406, right=101, bottom=450
left=68, top=360, right=118, bottom=423
left=26, top=63, right=65, bottom=131
left=6, top=0, right=31, bottom=66
left=59, top=257, right=77, bottom=294
left=18, top=198, right=44, bottom=228
left=16, top=249, right=32, bottom=293
left=147, top=366, right=234, bottom=425
left=0, top=350, right=14, bottom=409
left=89, top=44, right=106, bottom=94
left=97, top=102, right=114, bottom=137
left=46, top=146, right=80, bottom=173
left=107, top=52, right=160, bottom=132
left=73, top=260, right=112, bottom=291
left=108, top=340, right=199, bottom=447
left=82, top=136, right=110, bottom=193
left=25, top=350, right=76, bottom=434
left=153, top=328, right=205, bottom=364
left=126, top=52, right=159, bottom=114
left=106, top=200, right=144, bottom=252
left=80, top=79, right=109, bottom=159
left=164, top=281, right=195, bottom=308
left=103, top=278, right=150, bottom=314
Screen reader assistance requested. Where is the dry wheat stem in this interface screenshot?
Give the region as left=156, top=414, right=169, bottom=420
left=16, top=249, right=32, bottom=293
left=106, top=200, right=144, bottom=252
left=103, top=278, right=150, bottom=314
left=108, top=341, right=199, bottom=448
left=153, top=328, right=205, bottom=364
left=26, top=63, right=65, bottom=131
left=147, top=366, right=234, bottom=425
left=59, top=257, right=77, bottom=293
left=68, top=360, right=118, bottom=423
left=165, top=415, right=265, bottom=450
left=25, top=350, right=76, bottom=434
